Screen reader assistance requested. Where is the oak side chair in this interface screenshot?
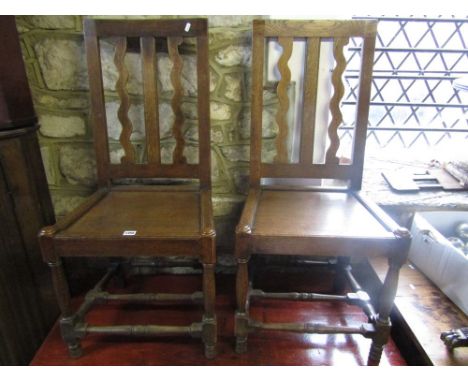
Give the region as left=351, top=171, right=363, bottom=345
left=234, top=19, right=411, bottom=365
left=38, top=18, right=217, bottom=359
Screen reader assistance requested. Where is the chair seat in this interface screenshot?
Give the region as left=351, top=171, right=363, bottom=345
left=57, top=190, right=201, bottom=240
left=252, top=190, right=390, bottom=239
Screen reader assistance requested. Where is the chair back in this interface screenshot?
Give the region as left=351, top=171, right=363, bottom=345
left=249, top=19, right=377, bottom=190
left=84, top=18, right=211, bottom=188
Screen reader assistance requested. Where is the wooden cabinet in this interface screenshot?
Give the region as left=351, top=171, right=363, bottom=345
left=0, top=16, right=58, bottom=365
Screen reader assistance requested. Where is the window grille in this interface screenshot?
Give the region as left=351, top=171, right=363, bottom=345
left=341, top=16, right=468, bottom=151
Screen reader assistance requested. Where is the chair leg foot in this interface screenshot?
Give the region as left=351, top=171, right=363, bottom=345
left=367, top=342, right=383, bottom=366
left=235, top=338, right=248, bottom=354
left=204, top=344, right=216, bottom=359
left=202, top=315, right=217, bottom=359
left=235, top=311, right=249, bottom=354
left=60, top=315, right=83, bottom=359
left=367, top=317, right=391, bottom=366
left=67, top=342, right=83, bottom=358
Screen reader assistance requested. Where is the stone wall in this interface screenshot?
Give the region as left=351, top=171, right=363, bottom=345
left=16, top=15, right=278, bottom=265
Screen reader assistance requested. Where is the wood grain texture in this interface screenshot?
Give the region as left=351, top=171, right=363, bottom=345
left=141, top=36, right=160, bottom=164
left=350, top=35, right=377, bottom=190
left=263, top=19, right=378, bottom=38
left=0, top=131, right=56, bottom=365
left=261, top=162, right=353, bottom=179
left=252, top=191, right=391, bottom=238
left=93, top=18, right=208, bottom=37
left=325, top=37, right=349, bottom=165
left=83, top=19, right=111, bottom=187
left=300, top=37, right=320, bottom=164
left=58, top=191, right=201, bottom=239
left=236, top=19, right=407, bottom=366
left=0, top=16, right=37, bottom=129
left=0, top=21, right=58, bottom=364
left=30, top=272, right=406, bottom=365
left=84, top=18, right=212, bottom=183
left=109, top=163, right=199, bottom=179
left=196, top=31, right=211, bottom=189
left=41, top=18, right=216, bottom=359
left=249, top=21, right=265, bottom=187
left=251, top=19, right=377, bottom=187
left=168, top=36, right=186, bottom=164
left=114, top=37, right=136, bottom=164
left=274, top=37, right=293, bottom=164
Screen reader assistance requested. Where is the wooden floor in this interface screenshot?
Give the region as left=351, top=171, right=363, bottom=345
left=31, top=266, right=406, bottom=366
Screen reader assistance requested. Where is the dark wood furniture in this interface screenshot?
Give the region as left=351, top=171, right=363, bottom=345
left=234, top=19, right=411, bottom=365
left=358, top=157, right=468, bottom=365
left=362, top=257, right=468, bottom=365
left=0, top=16, right=58, bottom=365
left=30, top=271, right=407, bottom=365
left=38, top=18, right=217, bottom=359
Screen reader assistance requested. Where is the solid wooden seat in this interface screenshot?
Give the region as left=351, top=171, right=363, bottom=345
left=234, top=19, right=411, bottom=366
left=58, top=190, right=202, bottom=240
left=252, top=190, right=390, bottom=238
left=39, top=18, right=216, bottom=359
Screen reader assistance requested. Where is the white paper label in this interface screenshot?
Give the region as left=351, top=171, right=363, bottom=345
left=123, top=230, right=137, bottom=236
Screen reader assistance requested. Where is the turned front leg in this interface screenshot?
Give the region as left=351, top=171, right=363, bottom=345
left=235, top=234, right=251, bottom=354
left=202, top=262, right=217, bottom=359
left=39, top=228, right=82, bottom=358
left=368, top=256, right=404, bottom=366
left=48, top=259, right=82, bottom=358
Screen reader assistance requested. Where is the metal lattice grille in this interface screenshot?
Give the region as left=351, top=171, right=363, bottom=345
left=340, top=16, right=468, bottom=151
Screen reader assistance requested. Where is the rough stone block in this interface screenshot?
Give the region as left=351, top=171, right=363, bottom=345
left=231, top=166, right=250, bottom=194
left=261, top=140, right=277, bottom=163
left=51, top=193, right=88, bottom=217
left=157, top=54, right=198, bottom=96
left=184, top=124, right=226, bottom=144
left=223, top=73, right=243, bottom=102
left=183, top=124, right=198, bottom=142
left=215, top=45, right=251, bottom=67
left=33, top=91, right=89, bottom=110
left=181, top=102, right=198, bottom=120
left=59, top=146, right=97, bottom=186
left=101, top=38, right=143, bottom=95
left=34, top=37, right=88, bottom=90
left=207, top=16, right=258, bottom=28
left=210, top=102, right=232, bottom=120
left=17, top=16, right=77, bottom=31
left=220, top=144, right=249, bottom=162
left=39, top=114, right=86, bottom=138
left=160, top=142, right=198, bottom=164
left=209, top=29, right=251, bottom=48
left=209, top=69, right=219, bottom=93
left=212, top=194, right=244, bottom=217
left=184, top=145, right=199, bottom=164
left=109, top=147, right=125, bottom=164
left=211, top=128, right=224, bottom=144
left=158, top=102, right=176, bottom=138
left=211, top=152, right=220, bottom=179
left=40, top=146, right=56, bottom=185
left=239, top=107, right=279, bottom=140
left=105, top=101, right=145, bottom=141
left=105, top=101, right=175, bottom=142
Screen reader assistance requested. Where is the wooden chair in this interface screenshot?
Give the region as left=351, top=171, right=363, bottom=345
left=38, top=18, right=216, bottom=359
left=234, top=19, right=411, bottom=365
